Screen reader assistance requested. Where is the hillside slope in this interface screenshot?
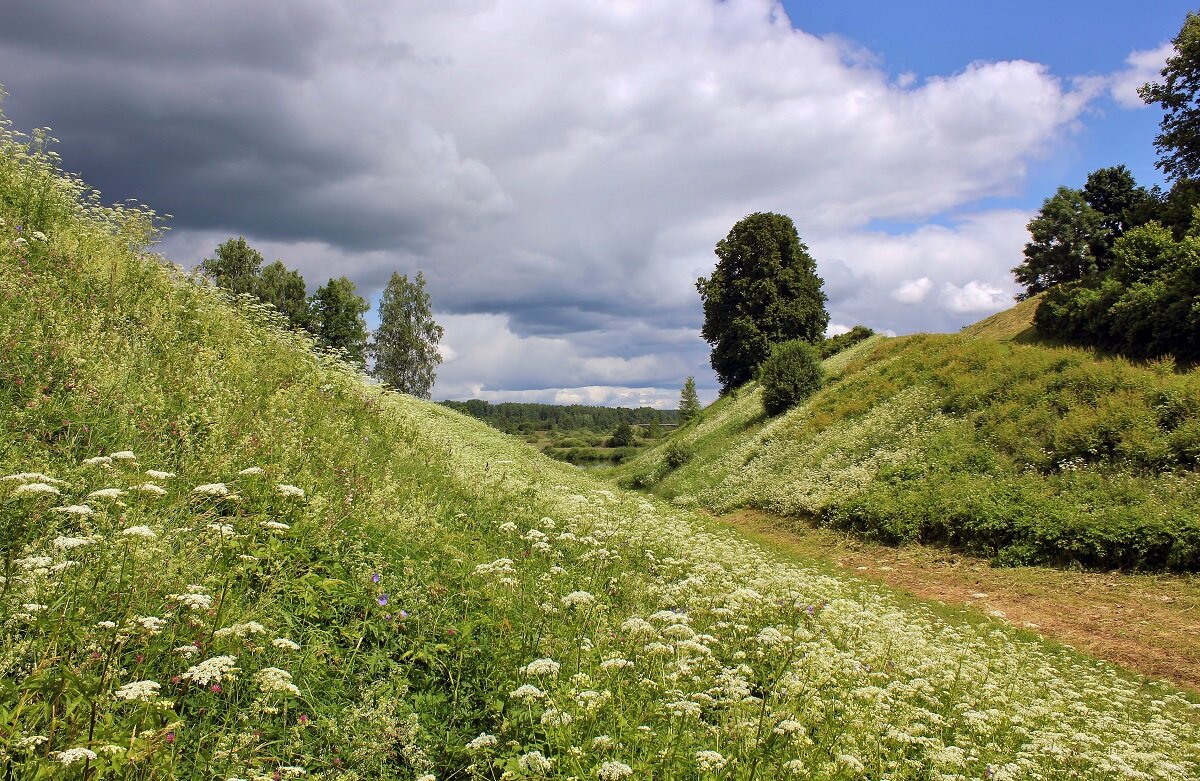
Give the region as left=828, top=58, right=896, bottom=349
left=3, top=115, right=1199, bottom=778
left=618, top=312, right=1200, bottom=571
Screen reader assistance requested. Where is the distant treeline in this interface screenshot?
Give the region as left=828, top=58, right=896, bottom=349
left=440, top=400, right=678, bottom=431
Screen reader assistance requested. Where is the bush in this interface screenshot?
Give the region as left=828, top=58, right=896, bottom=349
left=664, top=441, right=695, bottom=469
left=819, top=325, right=874, bottom=358
left=759, top=339, right=824, bottom=416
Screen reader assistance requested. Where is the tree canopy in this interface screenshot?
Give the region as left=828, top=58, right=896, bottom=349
left=1013, top=187, right=1110, bottom=299
left=199, top=236, right=263, bottom=296
left=368, top=271, right=444, bottom=398
left=255, top=260, right=311, bottom=330
left=678, top=376, right=701, bottom=424
left=696, top=212, right=828, bottom=391
left=310, top=276, right=369, bottom=366
left=1140, top=12, right=1200, bottom=182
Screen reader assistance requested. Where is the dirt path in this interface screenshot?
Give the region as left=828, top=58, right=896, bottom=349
left=720, top=509, right=1200, bottom=693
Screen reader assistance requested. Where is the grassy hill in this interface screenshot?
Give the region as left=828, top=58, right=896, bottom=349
left=3, top=112, right=1200, bottom=778
left=617, top=312, right=1200, bottom=571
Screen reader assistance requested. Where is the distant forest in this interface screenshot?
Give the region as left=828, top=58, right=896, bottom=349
left=440, top=400, right=678, bottom=432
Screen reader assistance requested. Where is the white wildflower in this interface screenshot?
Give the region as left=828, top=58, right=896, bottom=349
left=518, top=751, right=552, bottom=775
left=145, top=469, right=175, bottom=480
left=3, top=471, right=64, bottom=484
left=53, top=535, right=96, bottom=550
left=183, top=655, right=239, bottom=685
left=114, top=680, right=161, bottom=702
left=272, top=637, right=300, bottom=651
left=136, top=616, right=168, bottom=633
left=21, top=603, right=47, bottom=613
left=276, top=484, right=305, bottom=498
left=132, top=482, right=167, bottom=495
left=82, top=456, right=113, bottom=466
left=600, top=657, right=634, bottom=671
left=474, top=558, right=515, bottom=576
left=31, top=230, right=48, bottom=241
left=255, top=667, right=300, bottom=696
left=193, top=483, right=229, bottom=496
left=694, top=750, right=727, bottom=772
left=541, top=707, right=573, bottom=727
left=498, top=521, right=518, bottom=533
left=169, top=592, right=213, bottom=610
left=175, top=645, right=200, bottom=658
left=53, top=504, right=94, bottom=516
left=16, top=735, right=49, bottom=750
left=466, top=733, right=498, bottom=751
left=238, top=466, right=264, bottom=475
left=14, top=482, right=60, bottom=496
left=260, top=521, right=290, bottom=531
left=110, top=451, right=136, bottom=461
left=509, top=684, right=545, bottom=702
left=597, top=761, right=633, bottom=781
left=214, top=621, right=267, bottom=638
left=122, top=525, right=157, bottom=539
left=207, top=523, right=237, bottom=537
left=54, top=747, right=97, bottom=765
left=94, top=620, right=117, bottom=629
left=562, top=590, right=596, bottom=608
left=522, top=658, right=561, bottom=677
left=16, top=555, right=52, bottom=570
left=87, top=488, right=125, bottom=500
left=592, top=736, right=616, bottom=751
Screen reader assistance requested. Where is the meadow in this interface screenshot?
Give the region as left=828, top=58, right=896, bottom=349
left=2, top=110, right=1200, bottom=780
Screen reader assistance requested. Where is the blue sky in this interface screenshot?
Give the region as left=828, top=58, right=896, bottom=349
left=788, top=1, right=1193, bottom=197
left=0, top=1, right=1194, bottom=406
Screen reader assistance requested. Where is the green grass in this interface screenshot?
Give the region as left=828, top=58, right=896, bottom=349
left=2, top=107, right=1200, bottom=779
left=617, top=323, right=1200, bottom=571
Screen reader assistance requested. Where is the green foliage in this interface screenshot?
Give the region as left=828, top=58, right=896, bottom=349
left=819, top=325, right=874, bottom=359
left=255, top=259, right=311, bottom=330
left=310, top=276, right=369, bottom=366
left=369, top=271, right=444, bottom=398
left=663, top=440, right=694, bottom=469
left=1013, top=186, right=1110, bottom=299
left=1140, top=11, right=1200, bottom=182
left=759, top=339, right=824, bottom=416
left=439, top=399, right=677, bottom=430
left=199, top=236, right=264, bottom=296
left=678, top=376, right=701, bottom=424
left=610, top=420, right=635, bottom=447
left=696, top=212, right=828, bottom=390
left=1035, top=220, right=1200, bottom=362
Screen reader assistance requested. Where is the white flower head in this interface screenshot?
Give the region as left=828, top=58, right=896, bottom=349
left=114, top=680, right=161, bottom=702
left=13, top=482, right=60, bottom=496
left=54, top=748, right=97, bottom=765
left=132, top=482, right=167, bottom=496
left=562, top=590, right=596, bottom=608
left=122, top=525, right=157, bottom=539
left=518, top=751, right=552, bottom=775
left=53, top=536, right=97, bottom=550
left=238, top=466, right=265, bottom=476
left=597, top=761, right=633, bottom=781
left=521, top=658, right=561, bottom=677
left=276, top=483, right=305, bottom=498
left=260, top=521, right=290, bottom=531
left=182, top=655, right=239, bottom=685
left=466, top=733, right=498, bottom=751
left=3, top=472, right=65, bottom=484
left=193, top=482, right=229, bottom=497
left=82, top=456, right=113, bottom=466
left=110, top=451, right=137, bottom=461
left=145, top=470, right=175, bottom=480
left=509, top=684, right=545, bottom=702
left=695, top=751, right=728, bottom=772
left=272, top=637, right=301, bottom=651
left=53, top=504, right=94, bottom=516
left=87, top=488, right=125, bottom=500
left=255, top=666, right=300, bottom=696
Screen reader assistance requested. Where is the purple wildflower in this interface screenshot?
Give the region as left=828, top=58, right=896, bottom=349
left=377, top=594, right=388, bottom=606
left=371, top=572, right=380, bottom=584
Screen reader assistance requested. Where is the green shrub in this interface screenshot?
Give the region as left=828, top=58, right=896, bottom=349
left=819, top=325, right=874, bottom=358
left=664, top=441, right=694, bottom=469
left=759, top=339, right=824, bottom=416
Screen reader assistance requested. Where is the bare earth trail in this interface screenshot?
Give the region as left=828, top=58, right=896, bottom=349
left=719, top=509, right=1200, bottom=693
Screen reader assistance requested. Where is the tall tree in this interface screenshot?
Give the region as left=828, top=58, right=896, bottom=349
left=696, top=212, right=828, bottom=391
left=678, top=376, right=702, bottom=424
left=200, top=237, right=264, bottom=296
left=1082, top=165, right=1154, bottom=259
left=368, top=271, right=444, bottom=397
left=1012, top=186, right=1110, bottom=299
left=1140, top=12, right=1200, bottom=182
left=255, top=260, right=311, bottom=330
left=310, top=276, right=369, bottom=366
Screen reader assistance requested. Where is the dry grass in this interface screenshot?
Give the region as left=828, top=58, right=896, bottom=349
left=957, top=293, right=1043, bottom=342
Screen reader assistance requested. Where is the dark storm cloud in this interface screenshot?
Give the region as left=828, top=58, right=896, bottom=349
left=0, top=1, right=1111, bottom=402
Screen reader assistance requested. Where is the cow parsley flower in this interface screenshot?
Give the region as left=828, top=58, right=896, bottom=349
left=466, top=733, right=498, bottom=751
left=272, top=637, right=300, bottom=651
left=132, top=482, right=167, bottom=495
left=694, top=751, right=727, bottom=772
left=562, top=590, right=596, bottom=608
left=193, top=483, right=229, bottom=496
left=114, top=680, right=161, bottom=702
left=53, top=535, right=96, bottom=550
left=122, top=525, right=157, bottom=539
left=169, top=592, right=213, bottom=610
left=16, top=735, right=49, bottom=750
left=260, top=521, right=290, bottom=531
left=54, top=747, right=97, bottom=765
left=214, top=621, right=266, bottom=638
left=82, top=456, right=113, bottom=466
left=110, top=451, right=136, bottom=461
left=183, top=655, right=239, bottom=685
left=145, top=469, right=175, bottom=480
left=522, top=658, right=561, bottom=677
left=3, top=472, right=65, bottom=484
left=255, top=667, right=300, bottom=696
left=509, top=684, right=545, bottom=702
left=136, top=616, right=168, bottom=633
left=238, top=466, right=264, bottom=476
left=53, top=504, right=94, bottom=516
left=518, top=751, right=552, bottom=775
left=14, top=482, right=60, bottom=496
left=87, top=488, right=125, bottom=500
left=597, top=761, right=633, bottom=781
left=276, top=484, right=305, bottom=498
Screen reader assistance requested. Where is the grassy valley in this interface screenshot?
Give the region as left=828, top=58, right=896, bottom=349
left=3, top=113, right=1200, bottom=781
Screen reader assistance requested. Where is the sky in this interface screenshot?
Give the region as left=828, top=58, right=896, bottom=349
left=0, top=1, right=1193, bottom=407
